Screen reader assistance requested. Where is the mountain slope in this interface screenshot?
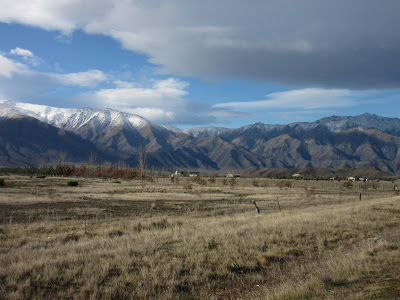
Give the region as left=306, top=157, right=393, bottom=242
left=60, top=108, right=172, bottom=156
left=0, top=115, right=107, bottom=166
left=150, top=135, right=265, bottom=170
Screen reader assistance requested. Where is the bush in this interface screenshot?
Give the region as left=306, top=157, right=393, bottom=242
left=0, top=178, right=4, bottom=186
left=342, top=181, right=353, bottom=189
left=152, top=219, right=169, bottom=229
left=304, top=186, right=317, bottom=198
left=193, top=176, right=207, bottom=186
left=276, top=180, right=292, bottom=189
left=67, top=180, right=79, bottom=186
left=63, top=233, right=81, bottom=243
left=183, top=180, right=193, bottom=190
left=208, top=177, right=216, bottom=184
left=108, top=230, right=124, bottom=238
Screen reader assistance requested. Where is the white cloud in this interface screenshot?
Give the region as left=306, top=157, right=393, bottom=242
left=0, top=53, right=107, bottom=101
left=9, top=47, right=41, bottom=66
left=0, top=54, right=27, bottom=77
left=214, top=88, right=359, bottom=110
left=75, top=77, right=241, bottom=125
left=0, top=0, right=111, bottom=34
left=0, top=53, right=106, bottom=86
left=0, top=51, right=237, bottom=126
left=88, top=78, right=187, bottom=108
left=55, top=70, right=107, bottom=87
left=10, top=47, right=33, bottom=58
left=1, top=0, right=400, bottom=88
left=125, top=107, right=176, bottom=122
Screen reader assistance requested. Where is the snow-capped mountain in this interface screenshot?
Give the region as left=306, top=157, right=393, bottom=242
left=182, top=126, right=233, bottom=137
left=3, top=99, right=400, bottom=174
left=183, top=113, right=400, bottom=138
left=162, top=125, right=183, bottom=133
left=0, top=100, right=153, bottom=132
left=0, top=99, right=74, bottom=126
left=314, top=113, right=400, bottom=135
left=61, top=107, right=152, bottom=132
left=0, top=100, right=177, bottom=157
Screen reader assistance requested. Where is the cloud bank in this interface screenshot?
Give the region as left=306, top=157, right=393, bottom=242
left=1, top=0, right=400, bottom=89
left=214, top=88, right=358, bottom=110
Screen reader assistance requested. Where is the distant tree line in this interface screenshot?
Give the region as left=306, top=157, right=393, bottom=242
left=0, top=163, right=142, bottom=180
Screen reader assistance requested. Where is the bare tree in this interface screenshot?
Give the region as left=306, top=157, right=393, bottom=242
left=58, top=151, right=68, bottom=166
left=89, top=152, right=97, bottom=168
left=38, top=156, right=47, bottom=168
left=136, top=145, right=148, bottom=180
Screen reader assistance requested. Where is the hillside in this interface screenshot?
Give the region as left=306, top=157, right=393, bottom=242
left=0, top=115, right=109, bottom=166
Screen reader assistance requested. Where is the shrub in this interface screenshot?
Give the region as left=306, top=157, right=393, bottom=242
left=63, top=234, right=81, bottom=243
left=304, top=186, right=317, bottom=198
left=229, top=177, right=237, bottom=188
left=207, top=239, right=218, bottom=250
left=108, top=230, right=124, bottom=238
left=342, top=181, right=353, bottom=189
left=67, top=180, right=79, bottom=186
left=152, top=219, right=169, bottom=229
left=0, top=178, right=4, bottom=186
left=208, top=177, right=216, bottom=184
left=277, top=180, right=292, bottom=189
left=183, top=180, right=193, bottom=190
left=193, top=177, right=207, bottom=186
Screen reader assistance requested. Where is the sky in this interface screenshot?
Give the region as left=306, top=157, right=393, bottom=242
left=0, top=0, right=400, bottom=128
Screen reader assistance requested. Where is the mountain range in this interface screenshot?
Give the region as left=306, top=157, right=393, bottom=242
left=1, top=99, right=400, bottom=174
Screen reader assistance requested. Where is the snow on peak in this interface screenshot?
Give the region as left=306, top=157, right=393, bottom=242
left=0, top=99, right=74, bottom=126
left=316, top=113, right=400, bottom=134
left=59, top=107, right=151, bottom=132
left=163, top=125, right=183, bottom=133
left=183, top=126, right=231, bottom=137
left=0, top=100, right=153, bottom=133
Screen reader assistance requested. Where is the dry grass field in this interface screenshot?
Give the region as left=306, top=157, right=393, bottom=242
left=0, top=175, right=399, bottom=299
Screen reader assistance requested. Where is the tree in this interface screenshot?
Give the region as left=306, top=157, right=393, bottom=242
left=136, top=145, right=148, bottom=180
left=58, top=151, right=68, bottom=166
left=88, top=151, right=97, bottom=176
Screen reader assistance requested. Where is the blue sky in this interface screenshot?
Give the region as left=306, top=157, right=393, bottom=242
left=0, top=1, right=400, bottom=128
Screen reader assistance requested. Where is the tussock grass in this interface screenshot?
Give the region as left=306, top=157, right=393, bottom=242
left=0, top=176, right=399, bottom=299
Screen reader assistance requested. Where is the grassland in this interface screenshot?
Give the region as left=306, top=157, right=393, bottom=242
left=0, top=175, right=399, bottom=299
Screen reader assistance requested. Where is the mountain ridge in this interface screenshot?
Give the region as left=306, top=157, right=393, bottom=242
left=2, top=100, right=400, bottom=174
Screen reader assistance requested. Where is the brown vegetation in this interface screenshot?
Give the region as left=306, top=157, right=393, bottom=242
left=276, top=180, right=292, bottom=189
left=342, top=181, right=353, bottom=189
left=0, top=176, right=399, bottom=299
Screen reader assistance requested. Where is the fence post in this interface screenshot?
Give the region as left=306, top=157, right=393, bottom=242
left=276, top=197, right=281, bottom=211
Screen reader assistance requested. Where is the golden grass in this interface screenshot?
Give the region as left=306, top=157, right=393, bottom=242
left=0, top=176, right=399, bottom=299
